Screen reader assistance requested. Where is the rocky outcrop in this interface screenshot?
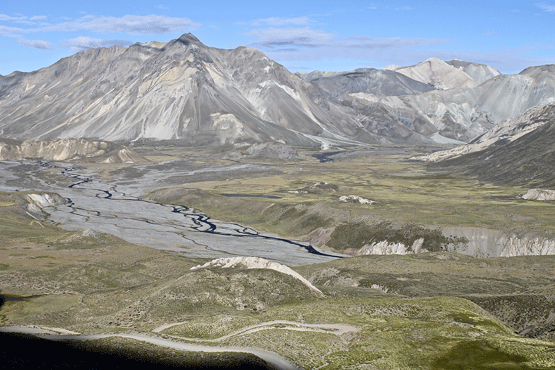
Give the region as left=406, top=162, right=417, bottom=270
left=246, top=142, right=299, bottom=159
left=0, top=138, right=146, bottom=163
left=338, top=195, right=375, bottom=204
left=355, top=238, right=424, bottom=256
left=24, top=192, right=66, bottom=220
left=522, top=189, right=555, bottom=201
left=442, top=226, right=555, bottom=257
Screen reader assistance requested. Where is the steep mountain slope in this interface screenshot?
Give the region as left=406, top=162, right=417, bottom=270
left=445, top=59, right=501, bottom=83
left=390, top=57, right=478, bottom=90
left=2, top=38, right=555, bottom=146
left=416, top=102, right=555, bottom=187
left=0, top=34, right=379, bottom=147
left=305, top=68, right=435, bottom=98
left=356, top=64, right=555, bottom=142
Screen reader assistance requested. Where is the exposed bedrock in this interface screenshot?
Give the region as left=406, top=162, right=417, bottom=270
left=310, top=223, right=555, bottom=258
left=0, top=138, right=146, bottom=163
left=443, top=227, right=555, bottom=257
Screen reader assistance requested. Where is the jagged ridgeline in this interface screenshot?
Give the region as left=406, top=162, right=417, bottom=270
left=1, top=33, right=555, bottom=146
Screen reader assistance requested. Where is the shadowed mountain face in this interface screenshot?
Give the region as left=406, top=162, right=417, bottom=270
left=299, top=68, right=436, bottom=98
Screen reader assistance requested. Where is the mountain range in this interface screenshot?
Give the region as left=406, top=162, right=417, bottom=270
left=0, top=33, right=555, bottom=148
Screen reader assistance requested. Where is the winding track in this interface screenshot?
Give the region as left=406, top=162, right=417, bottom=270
left=0, top=326, right=301, bottom=370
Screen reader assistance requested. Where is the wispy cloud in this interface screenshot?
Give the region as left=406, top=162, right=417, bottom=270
left=0, top=13, right=47, bottom=24
left=395, top=6, right=414, bottom=11
left=18, top=38, right=54, bottom=49
left=47, top=15, right=201, bottom=34
left=536, top=2, right=555, bottom=12
left=340, top=36, right=444, bottom=49
left=1, top=13, right=200, bottom=36
left=251, top=17, right=313, bottom=26
left=247, top=26, right=444, bottom=52
left=247, top=27, right=333, bottom=49
left=0, top=14, right=27, bottom=21
left=0, top=24, right=25, bottom=37
left=61, top=36, right=134, bottom=51
left=245, top=25, right=553, bottom=74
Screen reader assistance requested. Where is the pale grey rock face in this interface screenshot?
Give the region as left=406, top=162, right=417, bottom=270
left=394, top=58, right=478, bottom=90
left=1, top=38, right=555, bottom=146
left=415, top=102, right=555, bottom=162
left=446, top=59, right=501, bottom=84
left=361, top=70, right=555, bottom=142
left=522, top=189, right=555, bottom=201
left=441, top=227, right=555, bottom=257
left=0, top=138, right=144, bottom=162
left=308, top=68, right=435, bottom=98
left=0, top=33, right=379, bottom=147
left=416, top=102, right=555, bottom=187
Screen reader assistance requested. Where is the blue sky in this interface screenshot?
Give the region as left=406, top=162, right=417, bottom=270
left=1, top=0, right=554, bottom=76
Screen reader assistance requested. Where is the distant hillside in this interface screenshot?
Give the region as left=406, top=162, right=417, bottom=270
left=0, top=138, right=146, bottom=163
left=416, top=103, right=555, bottom=187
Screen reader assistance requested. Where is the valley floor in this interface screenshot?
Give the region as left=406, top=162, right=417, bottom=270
left=2, top=144, right=555, bottom=369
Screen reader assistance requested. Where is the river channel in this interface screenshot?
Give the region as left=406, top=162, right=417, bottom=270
left=0, top=160, right=342, bottom=266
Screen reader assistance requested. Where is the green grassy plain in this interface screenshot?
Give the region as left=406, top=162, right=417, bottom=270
left=142, top=147, right=555, bottom=254
left=3, top=146, right=555, bottom=369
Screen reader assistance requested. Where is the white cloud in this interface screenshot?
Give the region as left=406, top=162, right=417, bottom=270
left=48, top=14, right=201, bottom=34
left=251, top=17, right=313, bottom=26
left=61, top=36, right=133, bottom=51
left=0, top=14, right=26, bottom=21
left=157, top=5, right=169, bottom=10
left=18, top=38, right=54, bottom=49
left=395, top=6, right=414, bottom=11
left=537, top=2, right=555, bottom=12
left=0, top=14, right=47, bottom=23
left=0, top=24, right=25, bottom=37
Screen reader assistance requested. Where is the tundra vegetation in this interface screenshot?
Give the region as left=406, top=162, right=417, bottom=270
left=2, top=146, right=555, bottom=369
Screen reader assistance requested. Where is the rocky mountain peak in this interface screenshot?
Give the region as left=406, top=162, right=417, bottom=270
left=176, top=32, right=203, bottom=46
left=519, top=64, right=555, bottom=79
